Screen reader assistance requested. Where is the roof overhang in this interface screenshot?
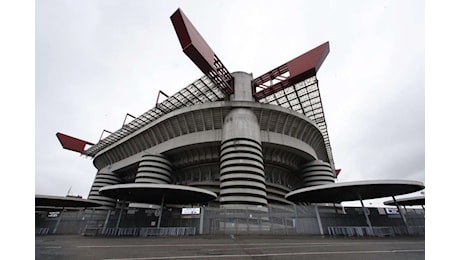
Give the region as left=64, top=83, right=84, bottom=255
left=383, top=195, right=425, bottom=206
left=286, top=180, right=425, bottom=203
left=99, top=183, right=217, bottom=205
left=35, top=194, right=103, bottom=209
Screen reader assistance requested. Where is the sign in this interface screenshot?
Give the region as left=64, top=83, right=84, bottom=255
left=47, top=211, right=60, bottom=218
left=181, top=207, right=200, bottom=215
left=385, top=208, right=400, bottom=215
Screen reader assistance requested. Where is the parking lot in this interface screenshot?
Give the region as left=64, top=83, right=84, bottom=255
left=36, top=235, right=425, bottom=260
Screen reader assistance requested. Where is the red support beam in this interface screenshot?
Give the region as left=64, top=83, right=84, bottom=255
left=170, top=8, right=233, bottom=95
left=335, top=169, right=342, bottom=177
left=252, top=42, right=330, bottom=100
left=170, top=8, right=215, bottom=75
left=56, top=132, right=94, bottom=154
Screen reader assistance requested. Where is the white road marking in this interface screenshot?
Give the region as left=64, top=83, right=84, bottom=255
left=243, top=241, right=424, bottom=250
left=78, top=241, right=423, bottom=248
left=102, top=249, right=425, bottom=260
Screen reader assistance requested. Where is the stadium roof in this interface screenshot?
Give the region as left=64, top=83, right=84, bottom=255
left=383, top=195, right=425, bottom=206
left=80, top=73, right=333, bottom=161
left=83, top=75, right=225, bottom=156
left=57, top=72, right=335, bottom=167
left=99, top=183, right=217, bottom=205
left=56, top=8, right=335, bottom=168
left=35, top=194, right=103, bottom=210
left=285, top=180, right=425, bottom=204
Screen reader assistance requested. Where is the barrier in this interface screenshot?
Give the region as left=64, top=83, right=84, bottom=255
left=140, top=227, right=196, bottom=236
left=98, top=227, right=196, bottom=237
left=37, top=206, right=424, bottom=236
left=327, top=226, right=425, bottom=237
left=35, top=228, right=49, bottom=235
left=327, top=226, right=372, bottom=237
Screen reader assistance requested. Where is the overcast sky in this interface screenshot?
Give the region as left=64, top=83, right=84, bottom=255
left=35, top=0, right=425, bottom=206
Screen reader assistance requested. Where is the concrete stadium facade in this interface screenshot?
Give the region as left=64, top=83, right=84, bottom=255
left=87, top=71, right=337, bottom=210
left=47, top=9, right=426, bottom=237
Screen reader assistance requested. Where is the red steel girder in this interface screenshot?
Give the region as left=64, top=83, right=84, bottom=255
left=252, top=42, right=330, bottom=100
left=56, top=132, right=94, bottom=154
left=335, top=169, right=341, bottom=177
left=170, top=8, right=233, bottom=95
left=171, top=8, right=215, bottom=75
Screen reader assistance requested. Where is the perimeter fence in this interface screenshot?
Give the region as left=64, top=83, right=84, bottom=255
left=35, top=204, right=425, bottom=237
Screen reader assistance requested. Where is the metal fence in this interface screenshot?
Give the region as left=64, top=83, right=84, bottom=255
left=35, top=204, right=424, bottom=237
left=327, top=225, right=425, bottom=237
left=95, top=227, right=196, bottom=237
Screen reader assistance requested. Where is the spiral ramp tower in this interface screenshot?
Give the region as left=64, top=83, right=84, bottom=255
left=87, top=168, right=122, bottom=209
left=134, top=154, right=172, bottom=184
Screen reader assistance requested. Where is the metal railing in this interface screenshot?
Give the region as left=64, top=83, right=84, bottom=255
left=139, top=227, right=196, bottom=237
left=327, top=226, right=373, bottom=237
left=36, top=206, right=424, bottom=236
left=327, top=226, right=425, bottom=237
left=97, top=227, right=196, bottom=237
left=35, top=228, right=49, bottom=235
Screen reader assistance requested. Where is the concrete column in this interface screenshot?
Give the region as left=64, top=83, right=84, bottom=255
left=358, top=193, right=374, bottom=236
left=52, top=208, right=65, bottom=234
left=230, top=71, right=254, bottom=102
left=115, top=200, right=126, bottom=231
left=88, top=168, right=121, bottom=209
left=315, top=205, right=324, bottom=236
left=199, top=207, right=204, bottom=235
left=102, top=209, right=112, bottom=234
left=219, top=72, right=267, bottom=210
left=156, top=194, right=166, bottom=228
left=392, top=196, right=409, bottom=234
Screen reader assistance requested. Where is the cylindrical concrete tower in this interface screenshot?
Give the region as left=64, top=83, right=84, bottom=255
left=88, top=168, right=122, bottom=208
left=135, top=154, right=172, bottom=184
left=219, top=72, right=268, bottom=209
left=300, top=160, right=335, bottom=187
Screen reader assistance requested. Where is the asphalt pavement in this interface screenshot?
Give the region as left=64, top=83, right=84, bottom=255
left=35, top=234, right=425, bottom=260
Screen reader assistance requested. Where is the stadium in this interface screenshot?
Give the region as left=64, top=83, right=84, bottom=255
left=38, top=8, right=425, bottom=237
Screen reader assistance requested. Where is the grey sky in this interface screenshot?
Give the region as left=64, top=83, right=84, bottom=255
left=35, top=0, right=425, bottom=206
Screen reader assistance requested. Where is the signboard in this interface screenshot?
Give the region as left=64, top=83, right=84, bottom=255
left=385, top=208, right=400, bottom=215
left=181, top=207, right=200, bottom=215
left=47, top=211, right=60, bottom=218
